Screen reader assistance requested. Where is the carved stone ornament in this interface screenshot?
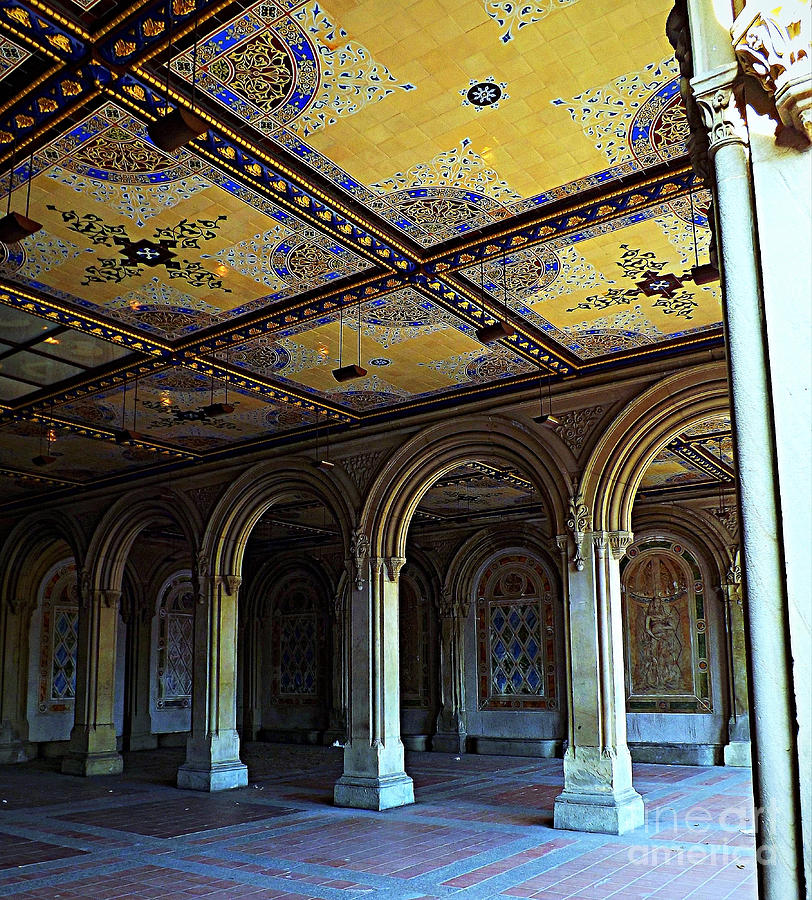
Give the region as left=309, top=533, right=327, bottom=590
left=340, top=450, right=385, bottom=496
left=384, top=556, right=407, bottom=582
left=726, top=562, right=743, bottom=585
left=192, top=551, right=209, bottom=604
left=77, top=566, right=91, bottom=608
left=566, top=487, right=589, bottom=571
left=692, top=67, right=750, bottom=156
left=350, top=528, right=370, bottom=590
left=220, top=575, right=242, bottom=597
left=437, top=586, right=470, bottom=619
left=608, top=531, right=634, bottom=561
left=711, top=504, right=739, bottom=537
left=554, top=405, right=604, bottom=456
left=733, top=1, right=812, bottom=142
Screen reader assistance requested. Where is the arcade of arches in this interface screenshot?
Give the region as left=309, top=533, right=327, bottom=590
left=0, top=1, right=809, bottom=899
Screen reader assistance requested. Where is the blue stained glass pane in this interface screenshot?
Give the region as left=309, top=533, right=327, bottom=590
left=495, top=671, right=507, bottom=692
left=510, top=640, right=522, bottom=659
left=493, top=640, right=505, bottom=659
left=527, top=669, right=541, bottom=690
left=527, top=639, right=539, bottom=658
left=508, top=610, right=521, bottom=628
left=511, top=670, right=524, bottom=689
left=492, top=612, right=505, bottom=630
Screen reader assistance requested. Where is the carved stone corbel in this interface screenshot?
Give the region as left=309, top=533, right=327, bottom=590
left=219, top=575, right=242, bottom=597
left=192, top=551, right=209, bottom=605
left=566, top=489, right=589, bottom=572
left=733, top=2, right=812, bottom=143
left=350, top=528, right=370, bottom=590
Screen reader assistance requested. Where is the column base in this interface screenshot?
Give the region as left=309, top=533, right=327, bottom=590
left=723, top=740, right=752, bottom=767
left=177, top=760, right=248, bottom=791
left=432, top=733, right=467, bottom=754
left=123, top=732, right=158, bottom=752
left=554, top=789, right=644, bottom=835
left=62, top=750, right=124, bottom=777
left=334, top=772, right=414, bottom=810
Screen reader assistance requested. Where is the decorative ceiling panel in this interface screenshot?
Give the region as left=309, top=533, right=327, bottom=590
left=0, top=102, right=373, bottom=341
left=641, top=415, right=733, bottom=490
left=225, top=286, right=536, bottom=410
left=417, top=463, right=537, bottom=518
left=168, top=0, right=683, bottom=247
left=461, top=207, right=720, bottom=360
left=58, top=368, right=318, bottom=452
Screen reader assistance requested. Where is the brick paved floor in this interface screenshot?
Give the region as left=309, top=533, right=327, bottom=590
left=0, top=744, right=757, bottom=899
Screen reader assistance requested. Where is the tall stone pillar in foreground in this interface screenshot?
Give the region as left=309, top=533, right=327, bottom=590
left=0, top=598, right=31, bottom=763
left=121, top=588, right=156, bottom=752
left=432, top=588, right=469, bottom=754
left=334, top=538, right=414, bottom=810
left=554, top=529, right=644, bottom=835
left=62, top=585, right=124, bottom=776
left=672, top=0, right=811, bottom=894
left=177, top=572, right=248, bottom=791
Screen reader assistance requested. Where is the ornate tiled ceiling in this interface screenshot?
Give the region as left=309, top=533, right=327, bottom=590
left=0, top=0, right=724, bottom=504
left=640, top=415, right=734, bottom=493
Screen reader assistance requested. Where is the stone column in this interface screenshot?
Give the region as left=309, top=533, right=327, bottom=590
left=238, top=613, right=261, bottom=742
left=680, top=5, right=807, bottom=887
left=62, top=585, right=124, bottom=776
left=334, top=540, right=414, bottom=811
left=432, top=587, right=469, bottom=754
left=177, top=572, right=248, bottom=791
left=326, top=585, right=348, bottom=744
left=121, top=589, right=156, bottom=752
left=721, top=557, right=750, bottom=767
left=553, top=530, right=644, bottom=835
left=0, top=598, right=32, bottom=763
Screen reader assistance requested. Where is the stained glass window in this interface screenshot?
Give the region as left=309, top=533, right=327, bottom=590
left=157, top=575, right=194, bottom=709
left=51, top=606, right=78, bottom=700
left=37, top=562, right=79, bottom=712
left=476, top=553, right=558, bottom=711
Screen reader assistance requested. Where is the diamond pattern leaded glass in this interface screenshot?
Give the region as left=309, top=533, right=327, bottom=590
left=163, top=614, right=193, bottom=701
left=489, top=602, right=543, bottom=696
left=279, top=614, right=317, bottom=695
left=51, top=606, right=78, bottom=700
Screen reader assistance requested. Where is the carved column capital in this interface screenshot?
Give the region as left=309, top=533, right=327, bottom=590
left=733, top=1, right=812, bottom=142
left=92, top=589, right=121, bottom=610
left=384, top=556, right=406, bottom=583
left=216, top=574, right=242, bottom=597
left=692, top=64, right=749, bottom=156
left=607, top=531, right=634, bottom=561
left=436, top=587, right=469, bottom=619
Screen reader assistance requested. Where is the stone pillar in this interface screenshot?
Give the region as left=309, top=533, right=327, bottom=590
left=677, top=1, right=808, bottom=888
left=326, top=585, right=348, bottom=744
left=432, top=587, right=469, bottom=754
left=0, top=598, right=32, bottom=763
left=62, top=586, right=124, bottom=776
left=238, top=613, right=261, bottom=742
left=121, top=589, right=156, bottom=752
left=177, top=573, right=248, bottom=791
left=554, top=530, right=644, bottom=835
left=334, top=541, right=414, bottom=811
left=721, top=556, right=750, bottom=767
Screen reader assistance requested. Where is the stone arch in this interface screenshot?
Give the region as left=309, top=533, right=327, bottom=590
left=631, top=504, right=734, bottom=587
left=85, top=488, right=203, bottom=594
left=0, top=509, right=87, bottom=605
left=445, top=524, right=561, bottom=606
left=580, top=362, right=729, bottom=533
left=360, top=414, right=570, bottom=560
left=202, top=457, right=357, bottom=577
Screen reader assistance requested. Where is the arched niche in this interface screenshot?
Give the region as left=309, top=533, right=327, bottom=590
left=620, top=529, right=732, bottom=766
left=246, top=557, right=334, bottom=744
left=463, top=541, right=566, bottom=758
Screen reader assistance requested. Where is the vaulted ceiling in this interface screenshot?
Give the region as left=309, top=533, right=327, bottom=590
left=0, top=0, right=724, bottom=505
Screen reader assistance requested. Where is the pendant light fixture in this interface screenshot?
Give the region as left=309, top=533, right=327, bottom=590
left=202, top=351, right=234, bottom=416
left=314, top=410, right=335, bottom=470
left=148, top=3, right=208, bottom=153
left=0, top=149, right=42, bottom=245
left=688, top=187, right=719, bottom=285
left=476, top=251, right=515, bottom=344
left=32, top=403, right=56, bottom=466
left=332, top=300, right=367, bottom=382
left=532, top=369, right=559, bottom=425
left=114, top=375, right=145, bottom=445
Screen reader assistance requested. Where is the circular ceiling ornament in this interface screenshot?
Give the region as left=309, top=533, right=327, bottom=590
left=460, top=76, right=509, bottom=111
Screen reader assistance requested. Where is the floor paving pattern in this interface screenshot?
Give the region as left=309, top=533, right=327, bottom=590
left=0, top=744, right=757, bottom=899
